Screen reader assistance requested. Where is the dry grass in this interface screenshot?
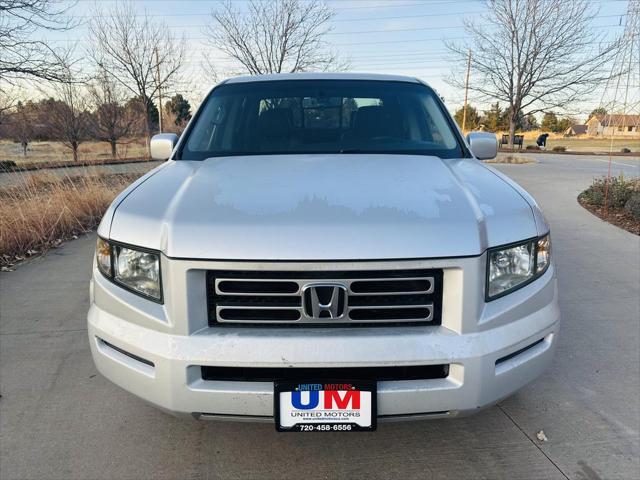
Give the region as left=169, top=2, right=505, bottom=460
left=493, top=130, right=640, bottom=153
left=461, top=129, right=640, bottom=153
left=0, top=138, right=149, bottom=165
left=536, top=137, right=639, bottom=153
left=0, top=171, right=141, bottom=267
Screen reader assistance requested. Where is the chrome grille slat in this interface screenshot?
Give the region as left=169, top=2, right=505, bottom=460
left=347, top=304, right=433, bottom=322
left=349, top=277, right=434, bottom=295
left=215, top=278, right=301, bottom=296
left=207, top=269, right=443, bottom=326
left=215, top=277, right=434, bottom=296
left=217, top=305, right=302, bottom=310
left=348, top=304, right=433, bottom=310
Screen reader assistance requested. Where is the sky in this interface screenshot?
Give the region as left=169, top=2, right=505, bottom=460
left=30, top=0, right=634, bottom=119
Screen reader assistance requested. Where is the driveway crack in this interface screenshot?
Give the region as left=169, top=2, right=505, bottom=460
left=497, top=404, right=570, bottom=480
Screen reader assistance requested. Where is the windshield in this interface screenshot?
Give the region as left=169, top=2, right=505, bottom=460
left=179, top=80, right=465, bottom=160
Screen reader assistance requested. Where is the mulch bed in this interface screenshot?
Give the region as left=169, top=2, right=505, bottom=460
left=484, top=155, right=537, bottom=164
left=578, top=197, right=640, bottom=236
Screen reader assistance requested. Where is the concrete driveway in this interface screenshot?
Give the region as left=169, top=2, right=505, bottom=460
left=1, top=154, right=639, bottom=479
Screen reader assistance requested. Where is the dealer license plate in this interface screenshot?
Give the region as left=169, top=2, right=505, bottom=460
left=274, top=380, right=376, bottom=432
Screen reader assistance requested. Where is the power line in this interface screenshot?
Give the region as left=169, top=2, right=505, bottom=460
left=40, top=21, right=625, bottom=43
left=68, top=8, right=629, bottom=21
left=70, top=1, right=481, bottom=14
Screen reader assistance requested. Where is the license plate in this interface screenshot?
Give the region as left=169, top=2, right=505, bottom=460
left=274, top=380, right=376, bottom=432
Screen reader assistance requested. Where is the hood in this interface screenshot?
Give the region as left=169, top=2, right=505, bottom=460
left=107, top=154, right=538, bottom=260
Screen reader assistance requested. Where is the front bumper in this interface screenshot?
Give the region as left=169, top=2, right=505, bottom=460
left=88, top=260, right=560, bottom=420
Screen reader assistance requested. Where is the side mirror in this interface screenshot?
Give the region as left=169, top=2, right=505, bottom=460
left=150, top=133, right=179, bottom=161
left=466, top=132, right=498, bottom=160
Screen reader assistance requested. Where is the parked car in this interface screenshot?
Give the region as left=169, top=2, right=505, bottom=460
left=88, top=73, right=559, bottom=432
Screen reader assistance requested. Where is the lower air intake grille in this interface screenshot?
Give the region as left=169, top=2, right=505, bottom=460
left=206, top=268, right=443, bottom=326
left=201, top=364, right=450, bottom=382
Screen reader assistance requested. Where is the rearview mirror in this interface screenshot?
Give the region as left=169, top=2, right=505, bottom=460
left=466, top=132, right=498, bottom=160
left=150, top=133, right=179, bottom=161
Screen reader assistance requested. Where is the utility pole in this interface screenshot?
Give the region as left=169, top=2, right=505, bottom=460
left=154, top=47, right=163, bottom=133
left=602, top=0, right=639, bottom=215
left=462, top=49, right=472, bottom=132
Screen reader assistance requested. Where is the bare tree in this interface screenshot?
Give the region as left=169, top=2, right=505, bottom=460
left=6, top=101, right=37, bottom=156
left=447, top=0, right=619, bottom=146
left=42, top=64, right=90, bottom=162
left=203, top=0, right=342, bottom=75
left=0, top=90, right=16, bottom=128
left=88, top=1, right=185, bottom=148
left=87, top=68, right=140, bottom=158
left=0, top=0, right=77, bottom=85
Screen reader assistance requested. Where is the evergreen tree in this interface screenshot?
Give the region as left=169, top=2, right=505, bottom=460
left=481, top=103, right=509, bottom=132
left=165, top=94, right=192, bottom=126
left=555, top=116, right=578, bottom=133
left=125, top=95, right=158, bottom=133
left=541, top=112, right=558, bottom=132
left=453, top=105, right=481, bottom=130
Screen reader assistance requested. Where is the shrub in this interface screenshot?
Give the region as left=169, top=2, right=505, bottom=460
left=552, top=146, right=566, bottom=152
left=0, top=160, right=17, bottom=172
left=525, top=144, right=540, bottom=150
left=580, top=175, right=640, bottom=208
left=624, top=192, right=640, bottom=219
left=608, top=176, right=638, bottom=208
left=580, top=179, right=606, bottom=206
left=621, top=147, right=631, bottom=153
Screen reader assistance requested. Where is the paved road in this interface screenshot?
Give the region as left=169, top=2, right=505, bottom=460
left=1, top=154, right=639, bottom=480
left=0, top=161, right=161, bottom=188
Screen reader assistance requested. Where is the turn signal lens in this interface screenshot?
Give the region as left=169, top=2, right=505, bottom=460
left=536, top=235, right=551, bottom=274
left=96, top=237, right=112, bottom=277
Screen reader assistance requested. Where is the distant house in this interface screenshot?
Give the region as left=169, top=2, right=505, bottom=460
left=586, top=114, right=640, bottom=136
left=564, top=124, right=588, bottom=136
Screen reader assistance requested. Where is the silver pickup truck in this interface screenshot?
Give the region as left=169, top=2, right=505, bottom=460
left=88, top=73, right=559, bottom=432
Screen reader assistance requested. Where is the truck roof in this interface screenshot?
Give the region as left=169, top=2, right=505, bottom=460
left=223, top=72, right=424, bottom=85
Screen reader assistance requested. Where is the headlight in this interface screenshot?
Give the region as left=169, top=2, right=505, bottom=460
left=486, top=233, right=551, bottom=300
left=95, top=238, right=162, bottom=302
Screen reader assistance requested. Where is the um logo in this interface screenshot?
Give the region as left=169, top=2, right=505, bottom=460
left=291, top=390, right=361, bottom=410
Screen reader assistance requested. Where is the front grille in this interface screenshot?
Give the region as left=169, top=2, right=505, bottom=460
left=201, top=364, right=450, bottom=382
left=206, top=269, right=443, bottom=326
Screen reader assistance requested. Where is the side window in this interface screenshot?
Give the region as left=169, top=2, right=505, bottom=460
left=186, top=96, right=233, bottom=151
left=418, top=94, right=457, bottom=148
